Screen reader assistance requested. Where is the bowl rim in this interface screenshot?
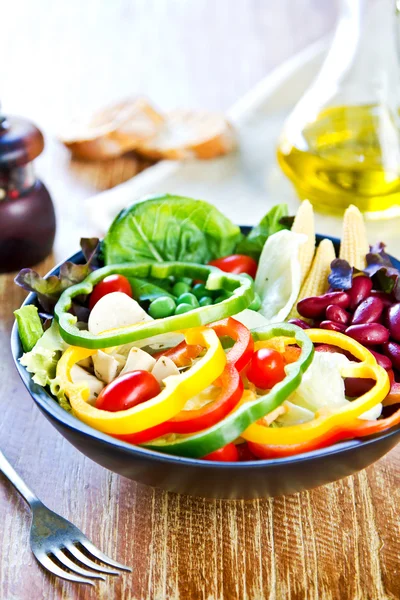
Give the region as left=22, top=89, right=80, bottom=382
left=10, top=235, right=400, bottom=468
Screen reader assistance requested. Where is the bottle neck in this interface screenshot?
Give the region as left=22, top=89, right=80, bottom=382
left=336, top=0, right=400, bottom=85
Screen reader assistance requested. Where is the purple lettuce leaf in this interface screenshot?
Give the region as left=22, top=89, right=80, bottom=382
left=328, top=242, right=400, bottom=300
left=15, top=238, right=102, bottom=313
left=365, top=242, right=400, bottom=300
left=328, top=259, right=354, bottom=290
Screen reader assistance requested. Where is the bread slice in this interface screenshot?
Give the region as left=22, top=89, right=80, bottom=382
left=59, top=98, right=164, bottom=161
left=134, top=109, right=236, bottom=160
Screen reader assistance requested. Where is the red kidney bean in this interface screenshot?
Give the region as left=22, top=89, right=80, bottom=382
left=320, top=320, right=347, bottom=332
left=387, top=303, right=400, bottom=342
left=344, top=377, right=375, bottom=397
left=351, top=296, right=384, bottom=325
left=326, top=304, right=350, bottom=325
left=297, top=292, right=350, bottom=319
left=382, top=341, right=400, bottom=370
left=370, top=290, right=394, bottom=308
left=288, top=318, right=311, bottom=330
left=345, top=323, right=390, bottom=345
left=348, top=276, right=373, bottom=310
left=366, top=348, right=392, bottom=370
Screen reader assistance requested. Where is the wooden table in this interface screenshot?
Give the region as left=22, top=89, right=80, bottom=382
left=1, top=2, right=399, bottom=599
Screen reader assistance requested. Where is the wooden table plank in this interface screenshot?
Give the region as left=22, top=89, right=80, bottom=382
left=2, top=2, right=400, bottom=599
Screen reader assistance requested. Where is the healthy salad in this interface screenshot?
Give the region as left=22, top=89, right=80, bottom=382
left=13, top=194, right=400, bottom=462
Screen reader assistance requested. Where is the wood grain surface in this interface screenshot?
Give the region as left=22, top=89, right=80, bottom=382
left=1, top=1, right=400, bottom=599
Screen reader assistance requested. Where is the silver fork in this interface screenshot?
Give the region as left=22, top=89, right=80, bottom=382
left=0, top=449, right=131, bottom=586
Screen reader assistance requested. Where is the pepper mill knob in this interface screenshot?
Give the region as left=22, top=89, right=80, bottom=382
left=0, top=110, right=56, bottom=272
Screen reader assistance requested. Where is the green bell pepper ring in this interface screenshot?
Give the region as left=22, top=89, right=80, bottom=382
left=54, top=262, right=254, bottom=349
left=141, top=323, right=314, bottom=458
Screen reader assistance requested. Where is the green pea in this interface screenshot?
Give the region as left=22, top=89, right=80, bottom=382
left=176, top=276, right=193, bottom=286
left=148, top=296, right=176, bottom=318
left=214, top=292, right=230, bottom=304
left=192, top=283, right=212, bottom=300
left=174, top=303, right=193, bottom=315
left=177, top=292, right=199, bottom=307
left=248, top=292, right=261, bottom=311
left=199, top=296, right=213, bottom=307
left=172, top=281, right=191, bottom=297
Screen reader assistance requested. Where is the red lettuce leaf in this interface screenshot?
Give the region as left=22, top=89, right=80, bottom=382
left=15, top=238, right=102, bottom=313
left=365, top=242, right=400, bottom=299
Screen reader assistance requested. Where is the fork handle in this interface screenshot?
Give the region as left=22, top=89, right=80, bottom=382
left=0, top=449, right=39, bottom=508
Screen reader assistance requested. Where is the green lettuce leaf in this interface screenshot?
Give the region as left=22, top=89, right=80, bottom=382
left=14, top=305, right=44, bottom=352
left=103, top=194, right=242, bottom=265
left=235, top=204, right=289, bottom=260
left=19, top=320, right=70, bottom=409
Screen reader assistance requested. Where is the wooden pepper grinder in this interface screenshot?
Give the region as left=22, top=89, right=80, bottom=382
left=0, top=107, right=56, bottom=273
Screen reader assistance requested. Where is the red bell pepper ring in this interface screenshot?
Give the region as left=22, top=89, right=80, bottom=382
left=209, top=317, right=254, bottom=373
left=153, top=340, right=203, bottom=367
left=248, top=405, right=400, bottom=459
left=116, top=318, right=253, bottom=443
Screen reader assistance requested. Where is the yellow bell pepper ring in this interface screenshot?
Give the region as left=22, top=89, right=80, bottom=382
left=56, top=327, right=226, bottom=435
left=241, top=329, right=390, bottom=445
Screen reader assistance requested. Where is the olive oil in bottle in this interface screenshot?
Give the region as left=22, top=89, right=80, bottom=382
left=277, top=104, right=400, bottom=216
left=277, top=0, right=400, bottom=219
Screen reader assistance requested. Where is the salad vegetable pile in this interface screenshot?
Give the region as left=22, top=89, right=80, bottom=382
left=14, top=194, right=400, bottom=461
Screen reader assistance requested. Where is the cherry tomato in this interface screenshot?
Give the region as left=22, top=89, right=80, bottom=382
left=89, top=274, right=132, bottom=310
left=96, top=370, right=160, bottom=412
left=208, top=254, right=258, bottom=279
left=203, top=443, right=239, bottom=462
left=246, top=348, right=285, bottom=389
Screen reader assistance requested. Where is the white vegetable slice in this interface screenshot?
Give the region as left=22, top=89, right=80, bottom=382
left=115, top=332, right=185, bottom=358
left=286, top=352, right=382, bottom=421
left=288, top=352, right=350, bottom=413
left=88, top=292, right=152, bottom=335
left=255, top=229, right=307, bottom=322
left=113, top=353, right=128, bottom=367
left=119, top=347, right=156, bottom=376
left=93, top=350, right=121, bottom=384
left=151, top=356, right=180, bottom=385
left=276, top=401, right=315, bottom=426
left=70, top=365, right=104, bottom=403
left=231, top=309, right=269, bottom=331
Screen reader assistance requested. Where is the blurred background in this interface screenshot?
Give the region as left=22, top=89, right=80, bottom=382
left=0, top=1, right=337, bottom=262
left=2, top=1, right=336, bottom=122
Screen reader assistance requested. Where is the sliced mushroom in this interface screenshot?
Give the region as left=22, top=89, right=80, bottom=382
left=119, top=347, right=156, bottom=376
left=70, top=364, right=104, bottom=404
left=92, top=350, right=121, bottom=384
left=151, top=356, right=180, bottom=385
left=88, top=292, right=152, bottom=336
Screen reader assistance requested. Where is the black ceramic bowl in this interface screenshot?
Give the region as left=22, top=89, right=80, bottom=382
left=11, top=232, right=400, bottom=499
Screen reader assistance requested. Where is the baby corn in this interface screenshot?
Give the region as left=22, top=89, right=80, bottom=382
left=291, top=200, right=316, bottom=285
left=339, top=205, right=369, bottom=269
left=289, top=238, right=336, bottom=319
